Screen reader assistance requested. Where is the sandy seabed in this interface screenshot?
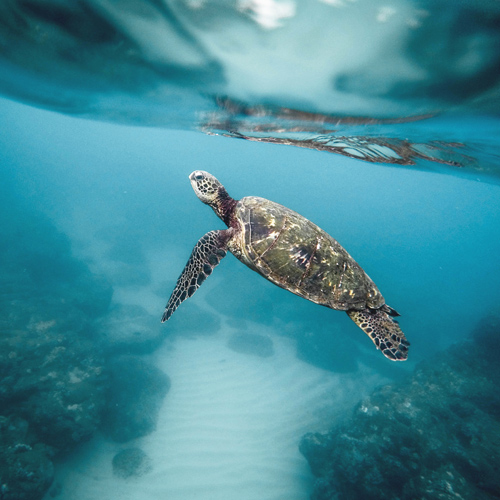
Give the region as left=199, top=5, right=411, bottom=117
left=48, top=325, right=383, bottom=500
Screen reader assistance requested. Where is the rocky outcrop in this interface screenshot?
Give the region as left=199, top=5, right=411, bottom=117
left=112, top=448, right=152, bottom=478
left=300, top=316, right=500, bottom=500
left=102, top=357, right=171, bottom=443
left=0, top=325, right=107, bottom=454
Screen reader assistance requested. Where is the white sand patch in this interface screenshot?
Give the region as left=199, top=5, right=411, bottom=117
left=48, top=328, right=384, bottom=500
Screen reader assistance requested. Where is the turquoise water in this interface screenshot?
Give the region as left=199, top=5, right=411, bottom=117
left=1, top=2, right=500, bottom=499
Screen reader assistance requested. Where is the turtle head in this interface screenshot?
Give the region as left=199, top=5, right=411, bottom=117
left=189, top=171, right=236, bottom=225
left=189, top=171, right=225, bottom=205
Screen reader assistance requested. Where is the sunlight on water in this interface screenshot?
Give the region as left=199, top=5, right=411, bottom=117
left=0, top=0, right=499, bottom=173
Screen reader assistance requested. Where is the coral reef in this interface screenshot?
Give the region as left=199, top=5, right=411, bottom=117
left=0, top=207, right=112, bottom=499
left=0, top=416, right=54, bottom=500
left=0, top=315, right=107, bottom=500
left=300, top=316, right=500, bottom=500
left=0, top=313, right=108, bottom=454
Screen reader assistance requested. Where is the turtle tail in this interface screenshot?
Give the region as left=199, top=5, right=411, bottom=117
left=347, top=307, right=410, bottom=361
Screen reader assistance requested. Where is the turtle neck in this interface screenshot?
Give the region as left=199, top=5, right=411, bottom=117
left=211, top=188, right=238, bottom=227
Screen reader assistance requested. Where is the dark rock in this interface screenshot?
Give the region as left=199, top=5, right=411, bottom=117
left=300, top=317, right=500, bottom=500
left=0, top=416, right=54, bottom=500
left=227, top=333, right=274, bottom=358
left=102, top=357, right=170, bottom=442
left=112, top=448, right=152, bottom=478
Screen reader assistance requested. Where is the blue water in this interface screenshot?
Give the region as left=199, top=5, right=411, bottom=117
left=2, top=96, right=499, bottom=358
left=1, top=2, right=500, bottom=499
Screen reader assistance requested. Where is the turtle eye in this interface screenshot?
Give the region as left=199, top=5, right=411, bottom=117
left=195, top=174, right=204, bottom=180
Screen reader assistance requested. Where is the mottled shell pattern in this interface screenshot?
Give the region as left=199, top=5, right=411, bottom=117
left=230, top=197, right=385, bottom=312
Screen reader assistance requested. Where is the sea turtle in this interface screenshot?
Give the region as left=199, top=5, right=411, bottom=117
left=161, top=171, right=410, bottom=361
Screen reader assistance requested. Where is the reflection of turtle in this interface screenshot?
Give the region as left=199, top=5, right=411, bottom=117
left=162, top=171, right=410, bottom=361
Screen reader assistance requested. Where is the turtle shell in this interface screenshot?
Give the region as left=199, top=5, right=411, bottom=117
left=232, top=196, right=384, bottom=311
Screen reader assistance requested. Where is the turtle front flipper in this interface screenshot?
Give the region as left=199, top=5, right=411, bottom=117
left=347, top=308, right=410, bottom=361
left=161, top=229, right=232, bottom=323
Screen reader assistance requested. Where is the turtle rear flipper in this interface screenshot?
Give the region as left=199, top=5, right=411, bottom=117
left=381, top=304, right=400, bottom=317
left=347, top=308, right=410, bottom=361
left=161, top=229, right=232, bottom=323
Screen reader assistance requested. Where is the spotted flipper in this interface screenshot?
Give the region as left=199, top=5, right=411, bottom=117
left=161, top=229, right=232, bottom=323
left=347, top=307, right=410, bottom=361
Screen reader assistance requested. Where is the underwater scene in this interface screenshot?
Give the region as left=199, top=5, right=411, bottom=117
left=1, top=1, right=500, bottom=499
